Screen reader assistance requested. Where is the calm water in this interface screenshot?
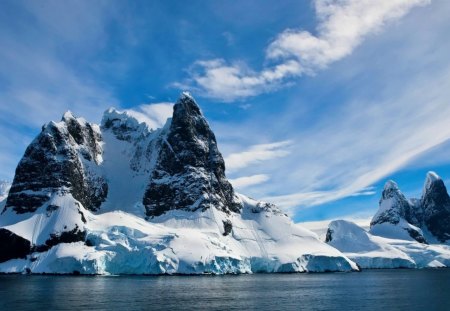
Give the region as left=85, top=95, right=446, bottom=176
left=0, top=270, right=449, bottom=310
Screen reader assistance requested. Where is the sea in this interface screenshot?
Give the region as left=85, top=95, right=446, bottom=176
left=0, top=269, right=449, bottom=310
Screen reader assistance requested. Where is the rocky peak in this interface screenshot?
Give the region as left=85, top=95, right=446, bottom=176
left=380, top=180, right=404, bottom=201
left=370, top=172, right=450, bottom=243
left=370, top=180, right=411, bottom=227
left=143, top=93, right=242, bottom=217
left=421, top=171, right=450, bottom=208
left=4, top=112, right=107, bottom=214
left=420, top=171, right=450, bottom=242
left=101, top=108, right=151, bottom=141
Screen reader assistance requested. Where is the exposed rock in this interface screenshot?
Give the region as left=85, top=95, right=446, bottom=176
left=370, top=172, right=450, bottom=243
left=4, top=113, right=108, bottom=214
left=370, top=180, right=411, bottom=226
left=32, top=225, right=86, bottom=253
left=0, top=228, right=31, bottom=263
left=223, top=219, right=232, bottom=236
left=143, top=93, right=242, bottom=217
left=421, top=172, right=450, bottom=242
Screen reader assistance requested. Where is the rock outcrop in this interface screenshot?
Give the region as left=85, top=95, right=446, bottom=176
left=370, top=172, right=450, bottom=243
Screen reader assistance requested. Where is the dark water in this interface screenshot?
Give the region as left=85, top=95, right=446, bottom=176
left=0, top=270, right=449, bottom=310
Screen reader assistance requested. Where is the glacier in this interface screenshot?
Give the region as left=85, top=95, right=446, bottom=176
left=0, top=192, right=358, bottom=274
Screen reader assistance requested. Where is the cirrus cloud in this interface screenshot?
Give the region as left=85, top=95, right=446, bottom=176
left=177, top=0, right=430, bottom=101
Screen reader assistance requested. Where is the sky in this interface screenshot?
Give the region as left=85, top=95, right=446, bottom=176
left=1, top=0, right=450, bottom=223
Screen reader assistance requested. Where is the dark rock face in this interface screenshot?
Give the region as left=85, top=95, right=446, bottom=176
left=421, top=175, right=450, bottom=242
left=371, top=172, right=450, bottom=243
left=4, top=112, right=107, bottom=214
left=325, top=228, right=333, bottom=243
left=0, top=228, right=31, bottom=263
left=223, top=220, right=232, bottom=236
left=370, top=181, right=411, bottom=227
left=32, top=225, right=86, bottom=253
left=143, top=93, right=242, bottom=217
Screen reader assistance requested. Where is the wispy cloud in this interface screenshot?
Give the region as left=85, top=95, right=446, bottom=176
left=216, top=1, right=450, bottom=216
left=224, top=140, right=292, bottom=172
left=126, top=102, right=174, bottom=129
left=229, top=174, right=270, bottom=189
left=0, top=0, right=122, bottom=179
left=177, top=0, right=429, bottom=101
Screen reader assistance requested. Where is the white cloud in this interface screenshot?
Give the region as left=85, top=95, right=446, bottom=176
left=267, top=0, right=430, bottom=69
left=129, top=102, right=174, bottom=129
left=224, top=140, right=292, bottom=172
left=215, top=1, right=450, bottom=216
left=179, top=0, right=429, bottom=101
left=229, top=174, right=270, bottom=189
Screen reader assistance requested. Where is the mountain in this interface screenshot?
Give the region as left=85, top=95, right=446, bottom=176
left=0, top=93, right=358, bottom=274
left=369, top=180, right=427, bottom=243
left=326, top=219, right=450, bottom=269
left=324, top=172, right=450, bottom=269
left=370, top=172, right=450, bottom=243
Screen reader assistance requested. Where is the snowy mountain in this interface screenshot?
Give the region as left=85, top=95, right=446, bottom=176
left=370, top=172, right=450, bottom=243
left=325, top=172, right=450, bottom=268
left=0, top=93, right=358, bottom=274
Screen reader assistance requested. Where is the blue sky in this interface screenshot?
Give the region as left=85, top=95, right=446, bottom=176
left=1, top=0, right=450, bottom=222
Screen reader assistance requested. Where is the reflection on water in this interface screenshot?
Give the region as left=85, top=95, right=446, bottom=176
left=0, top=270, right=448, bottom=310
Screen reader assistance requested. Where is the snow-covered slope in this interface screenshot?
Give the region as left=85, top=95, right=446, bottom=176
left=323, top=173, right=450, bottom=269
left=326, top=220, right=450, bottom=269
left=0, top=93, right=358, bottom=274
left=0, top=195, right=357, bottom=274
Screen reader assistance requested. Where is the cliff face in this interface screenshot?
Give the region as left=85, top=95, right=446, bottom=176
left=420, top=172, right=450, bottom=242
left=4, top=112, right=107, bottom=214
left=143, top=93, right=241, bottom=217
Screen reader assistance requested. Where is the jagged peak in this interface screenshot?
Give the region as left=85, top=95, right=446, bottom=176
left=423, top=171, right=442, bottom=193
left=421, top=171, right=450, bottom=207
left=62, top=110, right=75, bottom=121
left=101, top=107, right=150, bottom=133
left=174, top=92, right=202, bottom=118
left=380, top=179, right=406, bottom=202
left=61, top=110, right=87, bottom=126
left=384, top=180, right=399, bottom=191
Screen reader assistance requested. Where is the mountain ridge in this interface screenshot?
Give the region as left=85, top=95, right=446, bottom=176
left=0, top=93, right=358, bottom=274
left=325, top=172, right=450, bottom=269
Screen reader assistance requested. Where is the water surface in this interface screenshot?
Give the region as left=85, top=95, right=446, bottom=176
left=0, top=270, right=449, bottom=310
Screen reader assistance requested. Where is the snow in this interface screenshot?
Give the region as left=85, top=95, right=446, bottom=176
left=0, top=194, right=358, bottom=275
left=369, top=220, right=422, bottom=242
left=302, top=217, right=371, bottom=241
left=0, top=192, right=86, bottom=245
left=0, top=180, right=11, bottom=203
left=326, top=220, right=450, bottom=269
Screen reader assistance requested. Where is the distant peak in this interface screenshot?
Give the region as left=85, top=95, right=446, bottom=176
left=426, top=171, right=441, bottom=183
left=61, top=110, right=75, bottom=121
left=181, top=91, right=193, bottom=100
left=423, top=171, right=444, bottom=195
left=380, top=180, right=405, bottom=202
left=384, top=180, right=399, bottom=191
